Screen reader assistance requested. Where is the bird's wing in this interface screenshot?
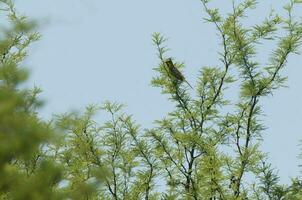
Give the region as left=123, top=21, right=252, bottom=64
left=165, top=59, right=185, bottom=81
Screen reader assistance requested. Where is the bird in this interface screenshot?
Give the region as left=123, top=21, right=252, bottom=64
left=164, top=58, right=193, bottom=89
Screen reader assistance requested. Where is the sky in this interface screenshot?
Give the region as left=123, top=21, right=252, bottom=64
left=14, top=0, right=302, bottom=184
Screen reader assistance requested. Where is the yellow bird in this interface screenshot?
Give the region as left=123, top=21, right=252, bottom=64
left=164, top=58, right=193, bottom=89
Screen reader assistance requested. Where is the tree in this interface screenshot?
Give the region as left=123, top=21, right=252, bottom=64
left=149, top=0, right=302, bottom=199
left=0, top=0, right=63, bottom=199
left=0, top=1, right=103, bottom=199
left=54, top=102, right=159, bottom=200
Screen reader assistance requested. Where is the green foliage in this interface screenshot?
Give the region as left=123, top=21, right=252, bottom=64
left=1, top=0, right=302, bottom=199
left=53, top=102, right=159, bottom=199
left=0, top=1, right=63, bottom=199
left=148, top=0, right=302, bottom=199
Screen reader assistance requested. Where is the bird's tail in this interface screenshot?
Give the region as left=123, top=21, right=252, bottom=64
left=185, top=80, right=194, bottom=89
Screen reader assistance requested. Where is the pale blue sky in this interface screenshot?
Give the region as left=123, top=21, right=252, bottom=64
left=16, top=0, right=302, bottom=184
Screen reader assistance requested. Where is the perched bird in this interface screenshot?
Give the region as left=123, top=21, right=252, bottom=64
left=164, top=58, right=193, bottom=89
